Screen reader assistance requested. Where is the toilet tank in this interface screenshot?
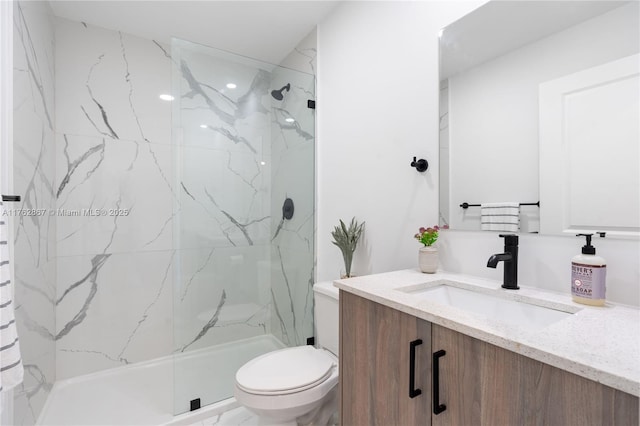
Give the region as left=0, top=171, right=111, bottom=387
left=313, top=281, right=339, bottom=356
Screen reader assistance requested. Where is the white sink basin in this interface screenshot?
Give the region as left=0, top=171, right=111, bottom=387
left=404, top=283, right=576, bottom=331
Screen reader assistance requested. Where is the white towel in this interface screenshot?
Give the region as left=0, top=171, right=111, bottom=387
left=0, top=202, right=24, bottom=392
left=481, top=202, right=520, bottom=232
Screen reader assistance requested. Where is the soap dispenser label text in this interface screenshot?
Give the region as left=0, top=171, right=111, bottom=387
left=571, top=263, right=606, bottom=299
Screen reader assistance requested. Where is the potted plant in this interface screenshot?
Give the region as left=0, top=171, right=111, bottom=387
left=331, top=217, right=365, bottom=278
left=414, top=225, right=448, bottom=273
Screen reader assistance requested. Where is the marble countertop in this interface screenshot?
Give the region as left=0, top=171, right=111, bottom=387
left=334, top=269, right=640, bottom=397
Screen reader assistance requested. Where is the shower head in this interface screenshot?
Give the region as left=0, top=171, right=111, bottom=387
left=271, top=83, right=291, bottom=101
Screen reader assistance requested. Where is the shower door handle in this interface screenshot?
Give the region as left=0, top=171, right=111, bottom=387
left=1, top=195, right=21, bottom=202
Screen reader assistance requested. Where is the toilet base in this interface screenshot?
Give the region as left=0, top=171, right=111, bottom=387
left=256, top=418, right=296, bottom=426
left=249, top=387, right=338, bottom=426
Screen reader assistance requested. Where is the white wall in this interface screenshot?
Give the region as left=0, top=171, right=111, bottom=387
left=316, top=1, right=484, bottom=281
left=316, top=1, right=640, bottom=307
left=448, top=3, right=639, bottom=231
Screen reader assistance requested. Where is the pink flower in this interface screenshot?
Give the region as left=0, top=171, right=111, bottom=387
left=414, top=224, right=447, bottom=246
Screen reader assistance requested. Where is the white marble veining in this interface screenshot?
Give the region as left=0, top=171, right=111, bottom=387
left=10, top=12, right=317, bottom=420
left=55, top=18, right=172, bottom=146
left=52, top=18, right=179, bottom=381
left=55, top=250, right=174, bottom=379
left=174, top=246, right=272, bottom=354
left=189, top=406, right=258, bottom=426
left=12, top=1, right=57, bottom=424
left=335, top=269, right=640, bottom=396
left=173, top=37, right=316, bottom=362
left=55, top=133, right=174, bottom=256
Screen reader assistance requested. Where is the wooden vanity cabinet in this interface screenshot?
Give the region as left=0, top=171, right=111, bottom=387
left=431, top=324, right=639, bottom=426
left=340, top=292, right=639, bottom=426
left=339, top=291, right=431, bottom=425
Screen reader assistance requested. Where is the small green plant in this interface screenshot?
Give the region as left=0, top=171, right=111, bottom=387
left=414, top=224, right=448, bottom=247
left=331, top=217, right=365, bottom=278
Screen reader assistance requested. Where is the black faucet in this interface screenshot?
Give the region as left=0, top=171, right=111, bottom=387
left=487, top=234, right=519, bottom=290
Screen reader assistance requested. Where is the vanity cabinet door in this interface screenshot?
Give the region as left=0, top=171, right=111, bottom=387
left=431, top=324, right=523, bottom=425
left=431, top=324, right=639, bottom=426
left=340, top=291, right=432, bottom=426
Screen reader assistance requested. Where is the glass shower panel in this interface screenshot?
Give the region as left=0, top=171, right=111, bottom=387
left=171, top=38, right=315, bottom=415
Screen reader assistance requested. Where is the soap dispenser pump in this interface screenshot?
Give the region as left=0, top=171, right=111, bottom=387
left=571, top=234, right=606, bottom=306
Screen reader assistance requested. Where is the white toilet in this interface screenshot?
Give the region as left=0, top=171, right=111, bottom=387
left=234, top=281, right=339, bottom=425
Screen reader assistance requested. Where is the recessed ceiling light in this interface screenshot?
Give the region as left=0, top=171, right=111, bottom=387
left=159, top=94, right=174, bottom=101
left=200, top=124, right=208, bottom=129
left=285, top=118, right=295, bottom=123
left=260, top=161, right=266, bottom=166
left=226, top=83, right=237, bottom=89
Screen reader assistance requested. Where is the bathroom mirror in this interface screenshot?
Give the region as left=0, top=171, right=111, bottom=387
left=439, top=1, right=639, bottom=238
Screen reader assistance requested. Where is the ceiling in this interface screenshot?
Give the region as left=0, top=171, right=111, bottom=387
left=440, top=1, right=631, bottom=79
left=49, top=0, right=341, bottom=65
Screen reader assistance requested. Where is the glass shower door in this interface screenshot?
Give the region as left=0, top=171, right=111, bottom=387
left=171, top=38, right=315, bottom=415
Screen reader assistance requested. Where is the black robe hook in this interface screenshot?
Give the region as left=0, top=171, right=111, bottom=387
left=411, top=157, right=428, bottom=172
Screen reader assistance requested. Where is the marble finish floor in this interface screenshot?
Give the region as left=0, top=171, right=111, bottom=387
left=187, top=406, right=258, bottom=426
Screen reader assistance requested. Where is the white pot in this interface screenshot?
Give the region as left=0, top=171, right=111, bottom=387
left=418, top=246, right=438, bottom=274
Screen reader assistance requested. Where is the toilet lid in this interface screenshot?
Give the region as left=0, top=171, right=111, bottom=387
left=236, top=346, right=335, bottom=395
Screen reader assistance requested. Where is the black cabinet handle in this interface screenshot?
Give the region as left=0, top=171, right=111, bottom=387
left=433, top=349, right=447, bottom=414
left=409, top=339, right=423, bottom=398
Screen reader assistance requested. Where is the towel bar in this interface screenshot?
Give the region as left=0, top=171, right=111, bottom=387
left=460, top=201, right=539, bottom=209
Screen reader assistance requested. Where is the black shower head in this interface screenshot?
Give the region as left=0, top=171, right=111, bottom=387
left=271, top=83, right=291, bottom=100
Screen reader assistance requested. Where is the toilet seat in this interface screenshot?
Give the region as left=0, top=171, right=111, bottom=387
left=236, top=346, right=336, bottom=395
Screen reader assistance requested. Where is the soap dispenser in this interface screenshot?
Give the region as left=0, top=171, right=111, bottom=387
left=571, top=234, right=606, bottom=306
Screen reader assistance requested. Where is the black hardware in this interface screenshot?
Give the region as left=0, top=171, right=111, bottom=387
left=282, top=198, right=294, bottom=220
left=307, top=100, right=316, bottom=109
left=190, top=398, right=201, bottom=411
left=487, top=234, right=519, bottom=290
left=271, top=83, right=290, bottom=101
left=1, top=195, right=21, bottom=202
left=432, top=349, right=446, bottom=415
left=597, top=232, right=606, bottom=238
left=306, top=336, right=315, bottom=346
left=576, top=233, right=597, bottom=255
left=410, top=157, right=428, bottom=173
left=460, top=201, right=539, bottom=209
left=409, top=339, right=423, bottom=398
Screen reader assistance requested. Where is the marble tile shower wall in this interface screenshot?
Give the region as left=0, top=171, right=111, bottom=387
left=173, top=45, right=273, bottom=354
left=173, top=41, right=316, bottom=352
left=269, top=63, right=316, bottom=347
left=53, top=18, right=175, bottom=380
left=12, top=2, right=56, bottom=424
left=52, top=19, right=316, bottom=379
